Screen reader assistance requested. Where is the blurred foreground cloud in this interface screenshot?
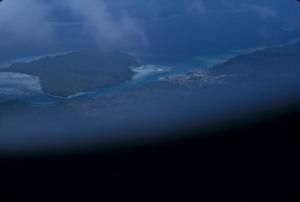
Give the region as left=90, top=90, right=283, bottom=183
left=0, top=0, right=54, bottom=45
left=61, top=0, right=147, bottom=49
left=0, top=0, right=146, bottom=50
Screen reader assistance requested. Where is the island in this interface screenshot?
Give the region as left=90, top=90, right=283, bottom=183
left=210, top=41, right=300, bottom=81
left=161, top=41, right=300, bottom=89
left=0, top=51, right=139, bottom=97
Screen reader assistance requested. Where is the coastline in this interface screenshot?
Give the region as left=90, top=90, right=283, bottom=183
left=0, top=51, right=138, bottom=98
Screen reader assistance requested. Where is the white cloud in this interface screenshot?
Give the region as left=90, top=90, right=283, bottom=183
left=0, top=0, right=146, bottom=50
left=246, top=5, right=277, bottom=19
left=60, top=0, right=147, bottom=49
left=0, top=0, right=54, bottom=45
left=193, top=0, right=207, bottom=15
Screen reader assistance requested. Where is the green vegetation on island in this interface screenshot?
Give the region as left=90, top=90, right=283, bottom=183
left=0, top=51, right=139, bottom=97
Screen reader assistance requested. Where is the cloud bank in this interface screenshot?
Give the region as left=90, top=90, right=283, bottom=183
left=0, top=0, right=300, bottom=58
left=0, top=0, right=146, bottom=51
left=60, top=0, right=146, bottom=49
left=0, top=0, right=54, bottom=45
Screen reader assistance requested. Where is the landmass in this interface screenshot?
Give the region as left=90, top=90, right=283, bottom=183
left=210, top=42, right=300, bottom=82
left=162, top=41, right=300, bottom=89
left=0, top=51, right=139, bottom=97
